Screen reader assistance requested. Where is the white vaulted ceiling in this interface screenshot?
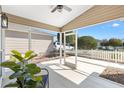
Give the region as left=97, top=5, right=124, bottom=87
left=2, top=5, right=93, bottom=27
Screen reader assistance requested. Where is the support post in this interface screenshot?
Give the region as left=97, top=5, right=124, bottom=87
left=28, top=27, right=31, bottom=50
left=59, top=32, right=62, bottom=64
left=64, top=32, right=66, bottom=64
left=0, top=21, right=5, bottom=88
left=28, top=27, right=32, bottom=63
left=75, top=30, right=78, bottom=68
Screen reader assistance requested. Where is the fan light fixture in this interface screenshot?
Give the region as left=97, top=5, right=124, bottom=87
left=51, top=5, right=72, bottom=13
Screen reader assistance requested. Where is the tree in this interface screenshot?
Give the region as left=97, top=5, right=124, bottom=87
left=100, top=39, right=109, bottom=46
left=109, top=38, right=123, bottom=48
left=66, top=35, right=75, bottom=46
left=100, top=39, right=109, bottom=49
left=78, top=36, right=97, bottom=49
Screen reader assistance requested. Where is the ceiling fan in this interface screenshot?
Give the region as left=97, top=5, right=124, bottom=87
left=51, top=5, right=72, bottom=13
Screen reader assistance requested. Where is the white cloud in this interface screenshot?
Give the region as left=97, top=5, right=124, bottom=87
left=112, top=23, right=120, bottom=27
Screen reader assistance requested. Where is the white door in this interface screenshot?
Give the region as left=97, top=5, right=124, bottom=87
left=64, top=31, right=77, bottom=69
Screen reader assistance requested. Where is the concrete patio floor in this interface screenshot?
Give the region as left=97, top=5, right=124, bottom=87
left=37, top=56, right=124, bottom=88
left=2, top=56, right=124, bottom=88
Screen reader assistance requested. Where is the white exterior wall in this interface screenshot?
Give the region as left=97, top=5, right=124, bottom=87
left=5, top=30, right=29, bottom=55
left=31, top=33, right=54, bottom=55
left=5, top=22, right=54, bottom=60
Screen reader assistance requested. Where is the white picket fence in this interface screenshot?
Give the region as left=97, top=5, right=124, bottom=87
left=66, top=50, right=124, bottom=63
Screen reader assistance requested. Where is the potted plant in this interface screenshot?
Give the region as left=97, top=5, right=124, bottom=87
left=0, top=50, right=46, bottom=88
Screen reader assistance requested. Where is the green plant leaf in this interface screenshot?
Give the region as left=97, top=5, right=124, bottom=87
left=32, top=75, right=42, bottom=81
left=11, top=50, right=22, bottom=57
left=26, top=63, right=37, bottom=68
left=1, top=61, right=21, bottom=72
left=4, top=82, right=19, bottom=88
left=9, top=55, right=16, bottom=62
left=12, top=55, right=24, bottom=62
left=24, top=50, right=34, bottom=58
left=1, top=61, right=18, bottom=68
left=26, top=64, right=41, bottom=74
left=9, top=71, right=23, bottom=79
left=24, top=79, right=37, bottom=88
left=10, top=65, right=21, bottom=72
left=26, top=54, right=37, bottom=61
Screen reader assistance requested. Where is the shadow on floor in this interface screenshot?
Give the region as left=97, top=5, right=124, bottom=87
left=43, top=64, right=123, bottom=88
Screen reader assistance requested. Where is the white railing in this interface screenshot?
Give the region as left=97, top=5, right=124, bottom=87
left=66, top=50, right=124, bottom=63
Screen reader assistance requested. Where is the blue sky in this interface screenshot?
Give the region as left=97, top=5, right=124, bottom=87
left=78, top=20, right=124, bottom=40
left=44, top=19, right=124, bottom=41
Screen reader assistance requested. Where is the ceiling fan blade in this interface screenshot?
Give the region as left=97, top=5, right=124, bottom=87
left=51, top=6, right=57, bottom=13
left=63, top=5, right=72, bottom=12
